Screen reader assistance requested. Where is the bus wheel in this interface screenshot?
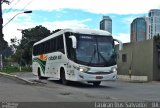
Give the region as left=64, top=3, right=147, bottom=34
left=60, top=69, right=68, bottom=85
left=38, top=68, right=47, bottom=80
left=93, top=81, right=101, bottom=86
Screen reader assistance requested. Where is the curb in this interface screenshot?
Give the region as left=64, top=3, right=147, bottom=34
left=0, top=72, right=36, bottom=85
left=117, top=75, right=148, bottom=83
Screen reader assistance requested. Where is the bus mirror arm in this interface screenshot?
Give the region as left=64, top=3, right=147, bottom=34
left=114, top=39, right=123, bottom=50
left=69, top=35, right=77, bottom=49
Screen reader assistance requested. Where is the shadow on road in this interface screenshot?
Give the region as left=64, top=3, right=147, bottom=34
left=48, top=80, right=116, bottom=89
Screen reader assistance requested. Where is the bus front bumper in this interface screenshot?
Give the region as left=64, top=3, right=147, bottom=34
left=76, top=71, right=117, bottom=81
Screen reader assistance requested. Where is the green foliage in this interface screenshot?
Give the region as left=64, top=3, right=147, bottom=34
left=21, top=66, right=32, bottom=72
left=2, top=65, right=32, bottom=74
left=0, top=37, right=8, bottom=53
left=22, top=25, right=51, bottom=41
left=20, top=25, right=51, bottom=65
left=2, top=66, right=19, bottom=74
left=10, top=25, right=53, bottom=66
left=10, top=37, right=20, bottom=50
left=4, top=56, right=14, bottom=62
left=8, top=25, right=62, bottom=66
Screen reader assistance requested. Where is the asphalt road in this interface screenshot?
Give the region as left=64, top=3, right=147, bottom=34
left=1, top=72, right=160, bottom=102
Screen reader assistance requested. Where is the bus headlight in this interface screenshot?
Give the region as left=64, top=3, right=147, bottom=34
left=79, top=66, right=90, bottom=72
left=111, top=67, right=117, bottom=73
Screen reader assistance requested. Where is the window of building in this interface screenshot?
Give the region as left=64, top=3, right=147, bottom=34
left=122, top=54, right=127, bottom=62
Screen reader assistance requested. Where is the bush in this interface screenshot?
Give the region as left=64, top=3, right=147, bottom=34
left=2, top=65, right=32, bottom=74
left=21, top=66, right=32, bottom=72
left=2, top=66, right=19, bottom=74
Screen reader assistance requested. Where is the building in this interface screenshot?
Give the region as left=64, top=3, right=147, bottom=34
left=100, top=16, right=112, bottom=34
left=117, top=39, right=160, bottom=82
left=148, top=9, right=160, bottom=39
left=130, top=17, right=149, bottom=42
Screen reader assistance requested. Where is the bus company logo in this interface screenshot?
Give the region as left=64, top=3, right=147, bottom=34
left=48, top=55, right=62, bottom=61
left=38, top=54, right=48, bottom=61
left=33, top=54, right=48, bottom=74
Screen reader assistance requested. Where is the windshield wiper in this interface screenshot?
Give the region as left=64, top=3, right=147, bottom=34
left=97, top=51, right=108, bottom=66
left=87, top=46, right=96, bottom=66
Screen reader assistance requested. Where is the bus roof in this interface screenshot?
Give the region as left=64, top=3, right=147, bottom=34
left=33, top=28, right=112, bottom=46
left=64, top=28, right=111, bottom=35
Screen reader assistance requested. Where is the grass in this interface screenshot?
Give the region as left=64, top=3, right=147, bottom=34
left=1, top=66, right=32, bottom=74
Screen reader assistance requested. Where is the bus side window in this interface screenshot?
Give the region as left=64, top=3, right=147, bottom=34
left=57, top=35, right=65, bottom=54
left=65, top=32, right=75, bottom=60
left=45, top=40, right=50, bottom=54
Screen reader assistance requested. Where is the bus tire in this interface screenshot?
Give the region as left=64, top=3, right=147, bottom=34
left=60, top=68, right=68, bottom=85
left=38, top=68, right=47, bottom=80
left=93, top=81, right=101, bottom=86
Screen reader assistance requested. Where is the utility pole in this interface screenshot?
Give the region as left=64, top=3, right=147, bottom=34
left=0, top=1, right=31, bottom=70
left=0, top=0, right=10, bottom=70
left=0, top=0, right=4, bottom=70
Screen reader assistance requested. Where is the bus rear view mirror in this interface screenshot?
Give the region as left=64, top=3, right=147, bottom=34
left=69, top=35, right=77, bottom=49
left=114, top=39, right=123, bottom=50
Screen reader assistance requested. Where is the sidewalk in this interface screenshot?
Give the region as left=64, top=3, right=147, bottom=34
left=0, top=72, right=36, bottom=84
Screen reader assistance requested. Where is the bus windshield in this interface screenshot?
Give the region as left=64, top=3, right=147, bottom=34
left=75, top=34, right=116, bottom=67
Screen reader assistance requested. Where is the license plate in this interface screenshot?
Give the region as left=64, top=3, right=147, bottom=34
left=96, top=76, right=103, bottom=79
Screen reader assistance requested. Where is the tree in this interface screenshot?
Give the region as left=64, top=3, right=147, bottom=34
left=51, top=29, right=61, bottom=34
left=10, top=36, right=20, bottom=50
left=0, top=37, right=8, bottom=54
left=22, top=25, right=51, bottom=40
left=12, top=25, right=51, bottom=66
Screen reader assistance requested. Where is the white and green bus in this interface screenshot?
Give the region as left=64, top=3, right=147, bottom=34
left=32, top=28, right=122, bottom=86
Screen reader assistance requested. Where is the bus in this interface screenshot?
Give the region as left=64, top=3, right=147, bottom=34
left=32, top=28, right=122, bottom=86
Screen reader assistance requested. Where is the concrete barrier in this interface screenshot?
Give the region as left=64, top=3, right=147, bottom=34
left=118, top=75, right=148, bottom=82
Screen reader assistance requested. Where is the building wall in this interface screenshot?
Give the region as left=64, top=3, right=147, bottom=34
left=153, top=39, right=160, bottom=80
left=117, top=40, right=154, bottom=81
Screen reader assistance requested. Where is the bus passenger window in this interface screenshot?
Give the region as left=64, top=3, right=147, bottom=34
left=65, top=32, right=75, bottom=60
left=57, top=35, right=64, bottom=54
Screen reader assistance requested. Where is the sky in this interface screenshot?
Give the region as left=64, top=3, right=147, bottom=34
left=2, top=0, right=160, bottom=44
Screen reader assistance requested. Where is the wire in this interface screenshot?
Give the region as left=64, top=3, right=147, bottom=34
left=3, top=0, right=21, bottom=14
left=1, top=0, right=5, bottom=4
left=1, top=0, right=4, bottom=4
left=3, top=0, right=33, bottom=15
left=8, top=0, right=15, bottom=4
left=1, top=0, right=11, bottom=4
left=20, top=0, right=33, bottom=11
left=3, top=12, right=22, bottom=28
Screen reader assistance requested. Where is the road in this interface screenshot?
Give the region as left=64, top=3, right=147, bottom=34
left=1, top=72, right=160, bottom=103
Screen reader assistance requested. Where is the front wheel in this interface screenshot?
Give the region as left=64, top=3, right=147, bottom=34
left=60, top=69, right=68, bottom=85
left=93, top=81, right=101, bottom=86
left=38, top=68, right=48, bottom=80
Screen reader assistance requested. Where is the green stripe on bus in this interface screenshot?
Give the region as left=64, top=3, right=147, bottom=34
left=33, top=58, right=47, bottom=74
